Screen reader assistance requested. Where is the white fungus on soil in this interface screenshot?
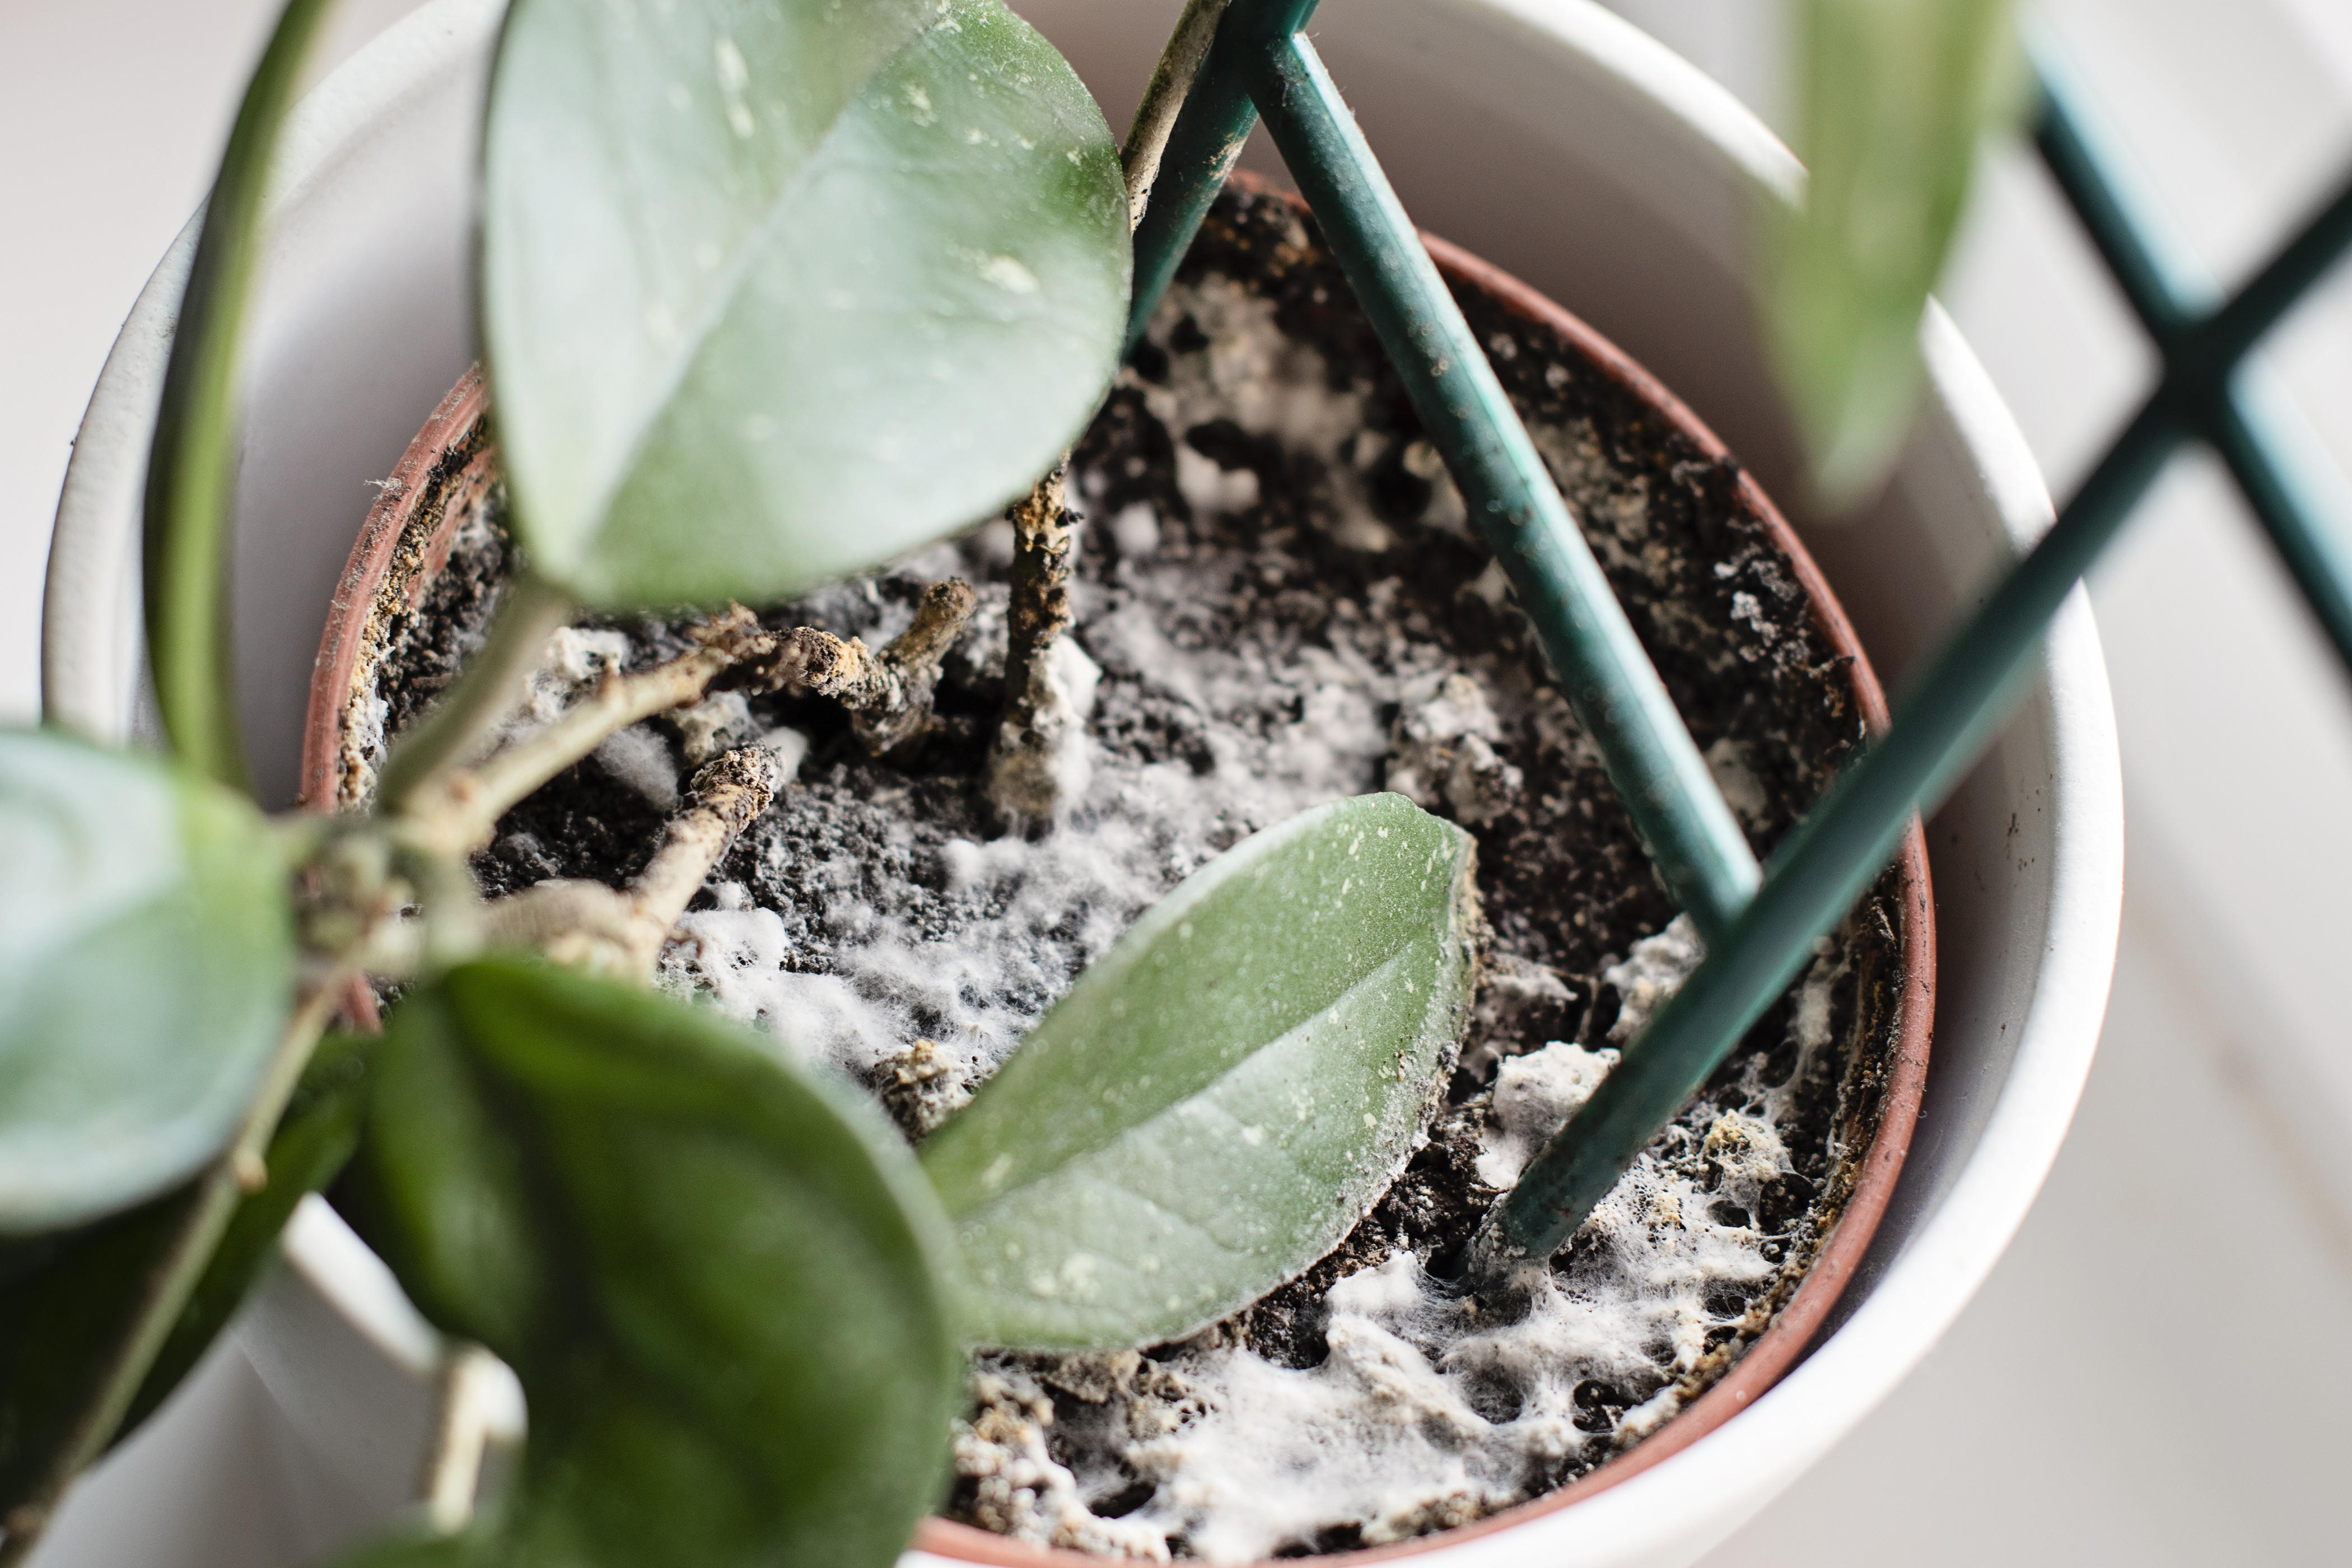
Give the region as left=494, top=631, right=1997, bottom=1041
left=391, top=206, right=1888, bottom=1564
left=590, top=724, right=679, bottom=810
left=647, top=270, right=1861, bottom=1563
left=659, top=592, right=1387, bottom=1089
left=1386, top=669, right=1525, bottom=827
left=1600, top=914, right=1706, bottom=1047
left=519, top=626, right=631, bottom=729
left=1474, top=1039, right=1619, bottom=1190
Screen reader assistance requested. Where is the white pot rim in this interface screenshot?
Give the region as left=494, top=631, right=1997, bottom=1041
left=40, top=3, right=2122, bottom=1565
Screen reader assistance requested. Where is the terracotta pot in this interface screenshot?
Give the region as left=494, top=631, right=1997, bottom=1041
left=39, top=3, right=2120, bottom=1565
left=298, top=169, right=1935, bottom=1564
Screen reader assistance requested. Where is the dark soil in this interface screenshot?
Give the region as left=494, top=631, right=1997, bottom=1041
left=340, top=183, right=1910, bottom=1557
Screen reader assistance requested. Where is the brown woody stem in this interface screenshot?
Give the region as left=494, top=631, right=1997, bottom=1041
left=1122, top=0, right=1234, bottom=228
left=986, top=469, right=1087, bottom=822
left=999, top=469, right=1076, bottom=728
left=394, top=606, right=778, bottom=859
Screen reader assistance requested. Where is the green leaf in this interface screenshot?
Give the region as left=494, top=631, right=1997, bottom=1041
left=1766, top=0, right=2023, bottom=506
left=922, top=794, right=1480, bottom=1350
left=346, top=962, right=960, bottom=1568
left=0, top=1030, right=374, bottom=1509
left=0, top=729, right=295, bottom=1231
left=483, top=0, right=1131, bottom=609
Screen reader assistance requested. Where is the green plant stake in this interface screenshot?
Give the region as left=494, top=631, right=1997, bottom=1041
left=1130, top=0, right=1763, bottom=942
left=1474, top=45, right=2352, bottom=1281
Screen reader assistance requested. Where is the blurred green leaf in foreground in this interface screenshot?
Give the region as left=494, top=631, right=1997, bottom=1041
left=347, top=962, right=960, bottom=1568
left=1767, top=0, right=2024, bottom=508
left=0, top=730, right=294, bottom=1234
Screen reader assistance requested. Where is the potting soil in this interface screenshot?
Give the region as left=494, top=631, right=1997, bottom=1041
left=356, top=186, right=1908, bottom=1562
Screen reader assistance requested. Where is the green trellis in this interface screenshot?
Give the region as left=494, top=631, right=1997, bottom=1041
left=1127, top=0, right=2352, bottom=1281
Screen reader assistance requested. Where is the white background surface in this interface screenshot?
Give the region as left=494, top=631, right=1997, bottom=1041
left=3, top=1, right=2349, bottom=1562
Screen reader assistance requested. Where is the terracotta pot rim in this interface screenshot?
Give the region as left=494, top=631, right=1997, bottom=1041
left=301, top=188, right=1934, bottom=1568
left=300, top=363, right=493, bottom=818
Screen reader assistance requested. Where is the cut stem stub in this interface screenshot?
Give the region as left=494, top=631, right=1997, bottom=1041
left=987, top=469, right=1088, bottom=823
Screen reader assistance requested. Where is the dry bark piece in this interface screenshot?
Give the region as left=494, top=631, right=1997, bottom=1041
left=878, top=1038, right=978, bottom=1139
left=753, top=578, right=977, bottom=757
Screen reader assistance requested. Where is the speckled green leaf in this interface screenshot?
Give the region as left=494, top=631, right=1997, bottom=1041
left=0, top=729, right=293, bottom=1232
left=923, top=794, right=1480, bottom=1350
left=1767, top=0, right=2022, bottom=505
left=483, top=0, right=1130, bottom=609
left=347, top=963, right=960, bottom=1568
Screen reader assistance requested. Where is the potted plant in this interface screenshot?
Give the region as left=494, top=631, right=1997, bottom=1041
left=22, top=3, right=2135, bottom=1568
left=291, top=162, right=1938, bottom=1561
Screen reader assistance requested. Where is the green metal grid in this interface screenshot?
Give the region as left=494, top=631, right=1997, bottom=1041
left=1130, top=0, right=2352, bottom=1283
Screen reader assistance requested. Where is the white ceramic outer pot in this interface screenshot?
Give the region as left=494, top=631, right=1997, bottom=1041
left=41, top=2, right=2122, bottom=1566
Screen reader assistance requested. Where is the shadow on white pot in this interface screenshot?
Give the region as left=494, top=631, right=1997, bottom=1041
left=38, top=2, right=2122, bottom=1566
